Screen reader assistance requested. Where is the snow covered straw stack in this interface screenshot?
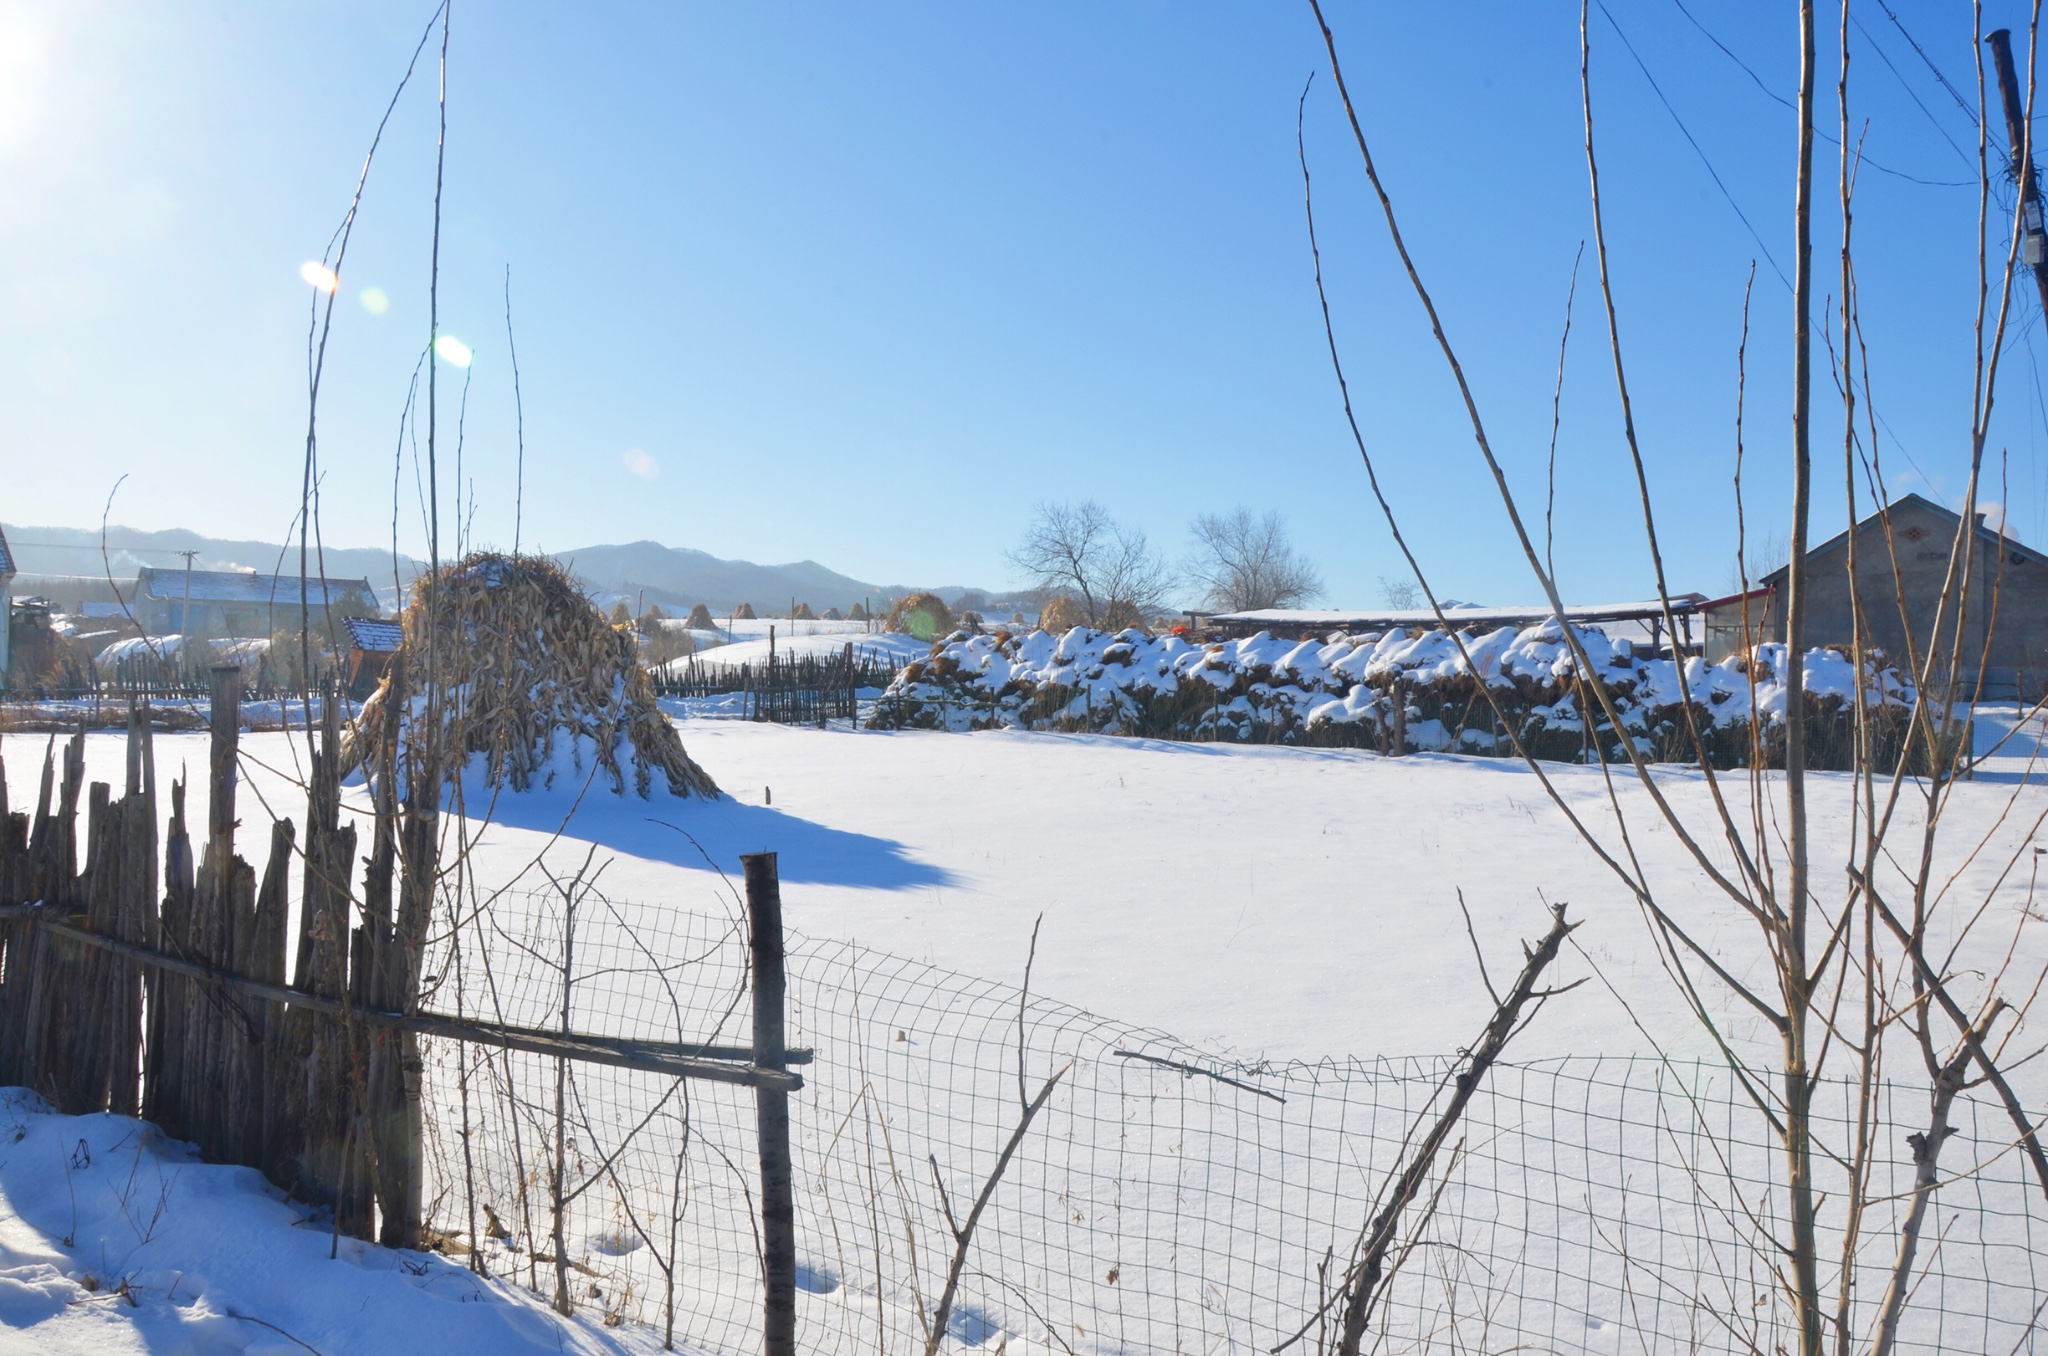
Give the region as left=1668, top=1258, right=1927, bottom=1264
left=873, top=622, right=1926, bottom=769
left=347, top=552, right=718, bottom=799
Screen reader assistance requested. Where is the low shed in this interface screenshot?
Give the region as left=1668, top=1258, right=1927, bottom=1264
left=343, top=616, right=403, bottom=699
left=1697, top=494, right=2048, bottom=699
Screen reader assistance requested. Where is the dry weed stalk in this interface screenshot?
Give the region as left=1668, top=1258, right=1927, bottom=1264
left=1299, top=2, right=2048, bottom=1353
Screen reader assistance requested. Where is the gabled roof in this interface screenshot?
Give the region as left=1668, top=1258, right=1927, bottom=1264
left=344, top=617, right=403, bottom=654
left=135, top=566, right=374, bottom=607
left=1761, top=493, right=2036, bottom=585
left=0, top=523, right=14, bottom=581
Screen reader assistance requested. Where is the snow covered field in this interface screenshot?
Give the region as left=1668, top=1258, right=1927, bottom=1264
left=27, top=717, right=2045, bottom=1064
left=4, top=719, right=2044, bottom=1353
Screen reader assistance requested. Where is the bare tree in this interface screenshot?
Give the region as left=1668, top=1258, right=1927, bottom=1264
left=1007, top=500, right=1173, bottom=629
left=1184, top=508, right=1323, bottom=612
left=1378, top=575, right=1421, bottom=610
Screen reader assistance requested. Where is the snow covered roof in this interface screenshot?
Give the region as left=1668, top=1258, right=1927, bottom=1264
left=344, top=616, right=404, bottom=653
left=134, top=565, right=374, bottom=606
left=1204, top=596, right=1709, bottom=634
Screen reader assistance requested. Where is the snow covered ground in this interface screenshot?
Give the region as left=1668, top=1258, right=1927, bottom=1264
left=7, top=718, right=2044, bottom=1354
left=0, top=1090, right=671, bottom=1356
left=662, top=616, right=889, bottom=651
left=661, top=629, right=928, bottom=675
left=33, top=717, right=2046, bottom=1066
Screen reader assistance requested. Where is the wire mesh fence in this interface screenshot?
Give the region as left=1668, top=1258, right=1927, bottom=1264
left=417, top=887, right=2048, bottom=1355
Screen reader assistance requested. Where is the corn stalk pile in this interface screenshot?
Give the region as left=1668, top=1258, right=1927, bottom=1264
left=347, top=552, right=719, bottom=799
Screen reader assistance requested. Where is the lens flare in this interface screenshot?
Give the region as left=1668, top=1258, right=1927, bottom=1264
left=433, top=334, right=473, bottom=368
left=358, top=286, right=390, bottom=315
left=622, top=447, right=659, bottom=480
left=298, top=261, right=339, bottom=294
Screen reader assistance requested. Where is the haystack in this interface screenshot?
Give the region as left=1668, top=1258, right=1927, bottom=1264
left=823, top=606, right=844, bottom=621
left=1039, top=595, right=1085, bottom=632
left=792, top=601, right=816, bottom=621
left=347, top=553, right=718, bottom=800
left=847, top=602, right=870, bottom=621
left=684, top=603, right=716, bottom=629
left=886, top=591, right=956, bottom=641
left=734, top=602, right=758, bottom=620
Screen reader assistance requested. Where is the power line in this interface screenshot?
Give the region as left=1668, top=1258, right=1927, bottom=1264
left=4, top=541, right=200, bottom=556
left=1848, top=11, right=1981, bottom=177
left=1873, top=0, right=1978, bottom=124
left=1668, top=0, right=1974, bottom=186
left=1596, top=1, right=1793, bottom=290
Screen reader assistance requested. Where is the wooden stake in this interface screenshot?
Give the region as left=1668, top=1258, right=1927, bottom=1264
left=743, top=852, right=797, bottom=1356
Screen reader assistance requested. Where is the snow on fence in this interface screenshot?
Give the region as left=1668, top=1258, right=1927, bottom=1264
left=422, top=888, right=2048, bottom=1356
left=869, top=625, right=1950, bottom=772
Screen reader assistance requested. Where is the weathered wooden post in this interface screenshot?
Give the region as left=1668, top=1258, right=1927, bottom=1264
left=742, top=851, right=797, bottom=1356
left=1389, top=677, right=1408, bottom=757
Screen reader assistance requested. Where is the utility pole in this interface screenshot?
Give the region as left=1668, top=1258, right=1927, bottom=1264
left=1987, top=30, right=2048, bottom=319
left=174, top=549, right=201, bottom=678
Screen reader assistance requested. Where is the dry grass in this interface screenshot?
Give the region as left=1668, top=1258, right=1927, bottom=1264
left=1038, top=596, right=1085, bottom=633
left=348, top=552, right=718, bottom=799
left=886, top=591, right=956, bottom=641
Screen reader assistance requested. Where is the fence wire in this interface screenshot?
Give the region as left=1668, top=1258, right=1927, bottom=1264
left=417, top=890, right=2048, bottom=1355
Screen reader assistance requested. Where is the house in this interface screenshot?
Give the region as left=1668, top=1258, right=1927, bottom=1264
left=0, top=523, right=15, bottom=683
left=343, top=616, right=403, bottom=699
left=132, top=566, right=378, bottom=637
left=1696, top=494, right=2048, bottom=698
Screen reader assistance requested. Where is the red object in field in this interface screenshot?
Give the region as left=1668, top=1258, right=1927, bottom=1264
left=1170, top=625, right=1190, bottom=637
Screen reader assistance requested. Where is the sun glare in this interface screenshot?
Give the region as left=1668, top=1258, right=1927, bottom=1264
left=298, top=261, right=338, bottom=294
left=434, top=334, right=473, bottom=368
left=358, top=286, right=390, bottom=315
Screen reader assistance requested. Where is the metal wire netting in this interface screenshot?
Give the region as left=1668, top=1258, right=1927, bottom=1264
left=416, top=889, right=2048, bottom=1355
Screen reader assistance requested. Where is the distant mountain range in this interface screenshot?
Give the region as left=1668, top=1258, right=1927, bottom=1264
left=2, top=523, right=1001, bottom=615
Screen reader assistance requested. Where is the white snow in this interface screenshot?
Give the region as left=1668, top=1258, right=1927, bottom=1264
left=876, top=624, right=1914, bottom=743
left=662, top=631, right=928, bottom=676
left=0, top=1089, right=670, bottom=1355
left=35, top=718, right=2039, bottom=1068
left=11, top=715, right=2044, bottom=1353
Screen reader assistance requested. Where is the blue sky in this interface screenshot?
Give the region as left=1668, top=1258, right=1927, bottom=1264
left=2, top=1, right=2044, bottom=607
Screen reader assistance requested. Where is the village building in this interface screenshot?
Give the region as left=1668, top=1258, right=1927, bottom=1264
left=343, top=616, right=403, bottom=698
left=131, top=566, right=378, bottom=637
left=1696, top=493, right=2048, bottom=698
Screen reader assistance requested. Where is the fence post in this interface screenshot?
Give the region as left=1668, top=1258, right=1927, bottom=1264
left=742, top=851, right=797, bottom=1356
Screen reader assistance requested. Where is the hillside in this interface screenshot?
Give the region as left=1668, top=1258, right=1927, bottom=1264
left=551, top=539, right=884, bottom=613
left=2, top=524, right=990, bottom=616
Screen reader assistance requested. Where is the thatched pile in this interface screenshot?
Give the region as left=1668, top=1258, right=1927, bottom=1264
left=1039, top=596, right=1085, bottom=632
left=734, top=602, right=758, bottom=620
left=886, top=591, right=956, bottom=641
left=348, top=552, right=718, bottom=799
left=684, top=603, right=716, bottom=629
left=847, top=602, right=870, bottom=621
left=792, top=601, right=816, bottom=620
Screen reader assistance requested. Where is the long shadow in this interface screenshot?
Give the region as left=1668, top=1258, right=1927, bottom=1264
left=454, top=782, right=959, bottom=891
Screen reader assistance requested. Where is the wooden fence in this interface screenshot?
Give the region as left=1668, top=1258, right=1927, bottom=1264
left=654, top=642, right=900, bottom=724
left=0, top=666, right=805, bottom=1347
